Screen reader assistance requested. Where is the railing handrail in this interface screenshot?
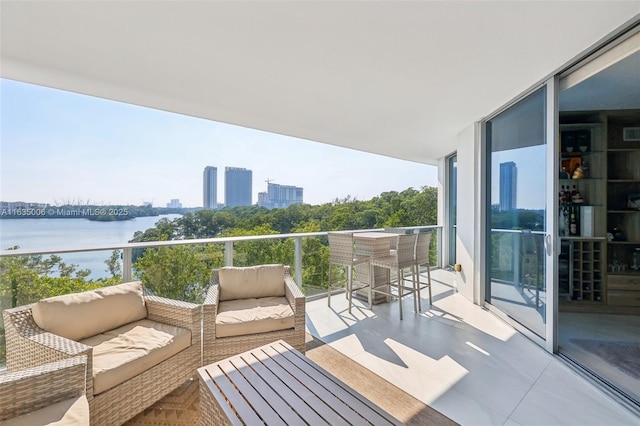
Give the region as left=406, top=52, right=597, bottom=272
left=490, top=228, right=545, bottom=235
left=0, top=225, right=442, bottom=258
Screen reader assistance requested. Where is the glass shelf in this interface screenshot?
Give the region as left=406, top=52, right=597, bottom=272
left=559, top=178, right=603, bottom=181
left=559, top=122, right=603, bottom=130
left=560, top=150, right=603, bottom=158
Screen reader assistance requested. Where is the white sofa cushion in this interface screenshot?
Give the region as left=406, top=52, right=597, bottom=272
left=218, top=264, right=285, bottom=301
left=80, top=319, right=191, bottom=395
left=215, top=296, right=295, bottom=338
left=32, top=281, right=147, bottom=341
left=3, top=395, right=89, bottom=426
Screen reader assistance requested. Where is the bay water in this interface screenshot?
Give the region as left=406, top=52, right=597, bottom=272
left=0, top=215, right=181, bottom=279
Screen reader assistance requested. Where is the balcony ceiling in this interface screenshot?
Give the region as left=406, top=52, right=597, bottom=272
left=1, top=1, right=638, bottom=165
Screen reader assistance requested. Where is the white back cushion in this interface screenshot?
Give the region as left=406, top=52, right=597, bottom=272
left=218, top=264, right=285, bottom=301
left=32, top=281, right=147, bottom=341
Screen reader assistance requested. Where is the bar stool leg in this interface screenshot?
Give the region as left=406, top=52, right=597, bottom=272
left=415, top=265, right=422, bottom=312
left=347, top=265, right=353, bottom=314
left=398, top=268, right=404, bottom=321
left=368, top=263, right=373, bottom=309
left=328, top=261, right=333, bottom=307
left=427, top=264, right=432, bottom=305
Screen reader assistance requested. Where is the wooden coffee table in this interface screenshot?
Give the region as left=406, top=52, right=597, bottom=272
left=197, top=339, right=402, bottom=425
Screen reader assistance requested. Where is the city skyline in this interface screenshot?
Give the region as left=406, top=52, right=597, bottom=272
left=0, top=79, right=437, bottom=207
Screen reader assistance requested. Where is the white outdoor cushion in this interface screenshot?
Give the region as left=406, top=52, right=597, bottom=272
left=80, top=319, right=191, bottom=395
left=215, top=296, right=294, bottom=338
left=3, top=395, right=89, bottom=426
left=32, top=281, right=147, bottom=341
left=218, top=264, right=285, bottom=301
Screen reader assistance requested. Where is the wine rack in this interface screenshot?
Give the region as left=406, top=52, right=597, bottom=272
left=569, top=239, right=605, bottom=302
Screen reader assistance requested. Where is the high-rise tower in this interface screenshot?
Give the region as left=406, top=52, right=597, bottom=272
left=499, top=161, right=517, bottom=211
left=225, top=167, right=252, bottom=207
left=203, top=166, right=217, bottom=209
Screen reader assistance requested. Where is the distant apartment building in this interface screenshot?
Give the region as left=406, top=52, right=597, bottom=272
left=257, top=183, right=304, bottom=209
left=203, top=166, right=217, bottom=209
left=166, top=199, right=182, bottom=208
left=225, top=167, right=252, bottom=207
left=499, top=161, right=517, bottom=211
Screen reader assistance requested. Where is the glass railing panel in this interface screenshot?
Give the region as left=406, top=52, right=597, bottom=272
left=0, top=226, right=442, bottom=368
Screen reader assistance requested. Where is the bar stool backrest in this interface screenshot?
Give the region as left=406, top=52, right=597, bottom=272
left=328, top=232, right=356, bottom=265
left=385, top=228, right=407, bottom=250
left=395, top=234, right=418, bottom=269
left=415, top=232, right=433, bottom=265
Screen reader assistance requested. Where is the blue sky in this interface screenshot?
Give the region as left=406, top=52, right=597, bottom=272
left=0, top=79, right=437, bottom=208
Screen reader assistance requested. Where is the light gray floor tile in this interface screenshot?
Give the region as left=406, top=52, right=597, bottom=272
left=305, top=272, right=639, bottom=425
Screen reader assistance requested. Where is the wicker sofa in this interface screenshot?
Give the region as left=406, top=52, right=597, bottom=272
left=203, top=264, right=305, bottom=365
left=0, top=356, right=89, bottom=425
left=3, top=281, right=201, bottom=426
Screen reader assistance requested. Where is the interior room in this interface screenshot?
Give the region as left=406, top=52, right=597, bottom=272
left=557, top=46, right=640, bottom=405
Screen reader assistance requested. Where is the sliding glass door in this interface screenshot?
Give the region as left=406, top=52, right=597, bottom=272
left=485, top=86, right=554, bottom=341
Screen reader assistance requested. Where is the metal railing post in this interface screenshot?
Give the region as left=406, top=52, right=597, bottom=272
left=437, top=227, right=443, bottom=268
left=225, top=241, right=234, bottom=266
left=513, top=233, right=521, bottom=286
left=123, top=247, right=133, bottom=282
left=294, top=236, right=303, bottom=288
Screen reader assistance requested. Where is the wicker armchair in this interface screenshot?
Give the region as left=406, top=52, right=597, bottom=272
left=3, top=283, right=201, bottom=426
left=0, top=356, right=89, bottom=424
left=203, top=265, right=305, bottom=366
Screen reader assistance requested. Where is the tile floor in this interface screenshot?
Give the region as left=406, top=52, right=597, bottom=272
left=305, top=270, right=639, bottom=425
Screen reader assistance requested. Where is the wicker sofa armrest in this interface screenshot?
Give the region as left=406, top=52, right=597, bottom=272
left=144, top=294, right=201, bottom=335
left=202, top=272, right=220, bottom=350
left=204, top=270, right=220, bottom=308
left=3, top=305, right=93, bottom=370
left=0, top=355, right=87, bottom=421
left=284, top=267, right=305, bottom=317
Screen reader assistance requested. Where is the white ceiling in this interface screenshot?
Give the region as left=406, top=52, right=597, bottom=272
left=1, top=1, right=638, bottom=165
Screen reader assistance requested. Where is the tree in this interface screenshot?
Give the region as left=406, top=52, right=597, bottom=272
left=0, top=248, right=119, bottom=308
left=134, top=244, right=224, bottom=303
left=222, top=224, right=291, bottom=267
left=105, top=250, right=122, bottom=279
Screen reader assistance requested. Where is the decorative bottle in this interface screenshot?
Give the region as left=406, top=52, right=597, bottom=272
left=569, top=208, right=577, bottom=236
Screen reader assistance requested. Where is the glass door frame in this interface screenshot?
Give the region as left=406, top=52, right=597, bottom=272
left=445, top=153, right=457, bottom=267
left=480, top=77, right=559, bottom=353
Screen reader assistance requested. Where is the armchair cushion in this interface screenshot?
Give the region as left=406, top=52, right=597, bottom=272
left=32, top=281, right=147, bottom=341
left=216, top=296, right=295, bottom=338
left=219, top=264, right=285, bottom=301
left=80, top=319, right=191, bottom=395
left=3, top=395, right=89, bottom=426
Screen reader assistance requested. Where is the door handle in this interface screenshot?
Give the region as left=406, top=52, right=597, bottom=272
left=545, top=234, right=552, bottom=256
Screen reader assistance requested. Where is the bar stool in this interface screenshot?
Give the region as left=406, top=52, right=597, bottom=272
left=369, top=233, right=418, bottom=320
left=413, top=231, right=433, bottom=311
left=327, top=232, right=370, bottom=313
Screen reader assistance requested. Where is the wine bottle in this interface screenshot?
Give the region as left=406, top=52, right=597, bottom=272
left=569, top=207, right=577, bottom=236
